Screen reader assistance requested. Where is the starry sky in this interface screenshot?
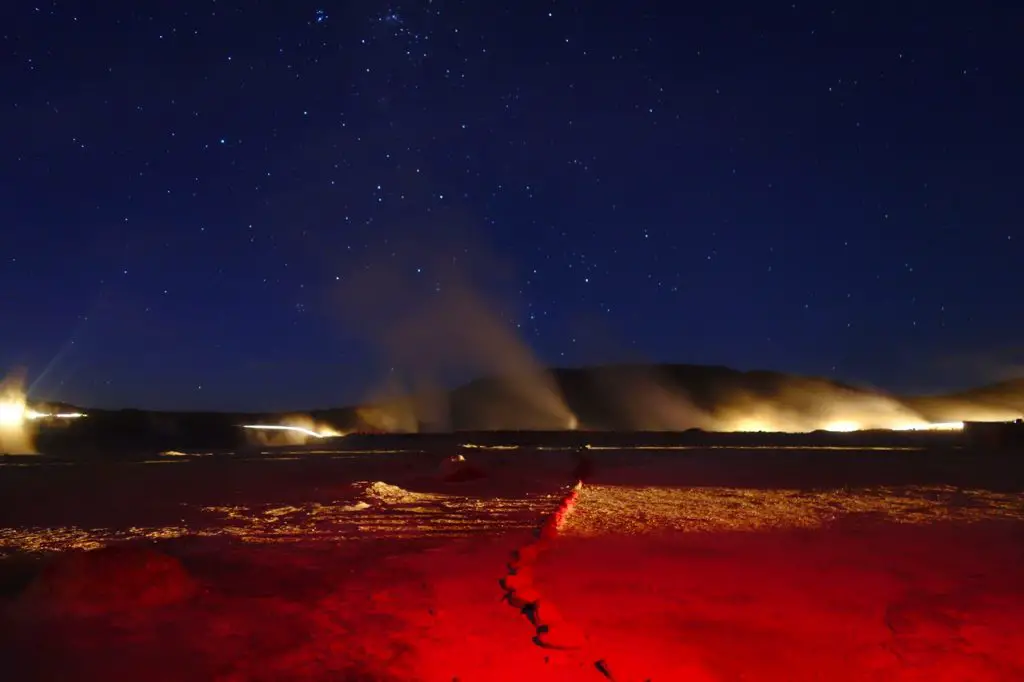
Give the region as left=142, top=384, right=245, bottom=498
left=2, top=1, right=1021, bottom=411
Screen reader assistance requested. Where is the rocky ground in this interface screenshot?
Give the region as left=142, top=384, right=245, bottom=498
left=1, top=446, right=1021, bottom=681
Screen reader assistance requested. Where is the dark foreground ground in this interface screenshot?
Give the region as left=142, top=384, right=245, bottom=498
left=1, top=445, right=1022, bottom=681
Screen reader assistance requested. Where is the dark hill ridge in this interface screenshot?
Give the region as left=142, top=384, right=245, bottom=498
left=22, top=363, right=1024, bottom=457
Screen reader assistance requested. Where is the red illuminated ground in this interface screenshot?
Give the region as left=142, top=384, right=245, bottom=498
left=1, top=446, right=1022, bottom=680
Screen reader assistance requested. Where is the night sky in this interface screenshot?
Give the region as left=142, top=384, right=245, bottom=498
left=2, top=1, right=1021, bottom=411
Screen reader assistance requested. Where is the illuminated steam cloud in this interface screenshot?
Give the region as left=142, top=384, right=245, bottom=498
left=904, top=377, right=1024, bottom=424
left=335, top=235, right=575, bottom=432
left=354, top=375, right=434, bottom=434
left=590, top=365, right=716, bottom=431
left=242, top=415, right=343, bottom=445
left=708, top=380, right=956, bottom=433
left=0, top=370, right=36, bottom=454
left=585, top=366, right=977, bottom=433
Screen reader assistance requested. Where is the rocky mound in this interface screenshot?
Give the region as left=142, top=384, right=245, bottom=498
left=439, top=454, right=487, bottom=482
left=352, top=481, right=427, bottom=505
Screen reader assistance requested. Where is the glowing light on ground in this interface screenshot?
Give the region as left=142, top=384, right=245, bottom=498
left=24, top=410, right=87, bottom=420
left=242, top=424, right=341, bottom=439
left=733, top=419, right=772, bottom=432
left=823, top=420, right=860, bottom=432
left=893, top=421, right=964, bottom=431
left=826, top=420, right=964, bottom=432
left=737, top=418, right=966, bottom=434
left=1, top=370, right=88, bottom=454
left=0, top=372, right=38, bottom=454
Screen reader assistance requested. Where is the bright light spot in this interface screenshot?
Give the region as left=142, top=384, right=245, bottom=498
left=24, top=410, right=86, bottom=420
left=242, top=424, right=339, bottom=439
left=726, top=415, right=967, bottom=434
left=0, top=371, right=36, bottom=454
left=0, top=399, right=25, bottom=427
left=893, top=421, right=964, bottom=432
left=734, top=419, right=771, bottom=432
left=824, top=421, right=860, bottom=432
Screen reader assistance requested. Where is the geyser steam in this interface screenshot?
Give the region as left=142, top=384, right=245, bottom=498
left=0, top=370, right=36, bottom=454
left=591, top=365, right=715, bottom=431
left=711, top=383, right=935, bottom=433
left=335, top=234, right=575, bottom=432
left=582, top=365, right=984, bottom=433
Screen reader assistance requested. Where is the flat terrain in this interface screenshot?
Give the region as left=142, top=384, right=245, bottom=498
left=1, top=445, right=1022, bottom=681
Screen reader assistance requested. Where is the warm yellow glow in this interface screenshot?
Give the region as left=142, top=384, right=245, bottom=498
left=241, top=409, right=346, bottom=440
left=825, top=420, right=965, bottom=433
left=733, top=419, right=772, bottom=432
left=242, top=424, right=341, bottom=439
left=0, top=372, right=35, bottom=454
left=893, top=421, right=964, bottom=432
left=727, top=414, right=966, bottom=434
left=24, top=409, right=87, bottom=420
left=823, top=421, right=860, bottom=432
left=241, top=414, right=344, bottom=445
left=0, top=400, right=25, bottom=426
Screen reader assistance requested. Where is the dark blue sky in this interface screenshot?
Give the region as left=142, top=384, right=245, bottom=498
left=2, top=1, right=1021, bottom=411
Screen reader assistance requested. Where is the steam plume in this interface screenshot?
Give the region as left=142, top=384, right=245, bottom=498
left=0, top=369, right=36, bottom=454
left=335, top=234, right=575, bottom=431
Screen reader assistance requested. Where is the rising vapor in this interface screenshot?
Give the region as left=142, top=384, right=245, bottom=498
left=564, top=365, right=1003, bottom=433
left=334, top=234, right=575, bottom=432
left=0, top=369, right=36, bottom=454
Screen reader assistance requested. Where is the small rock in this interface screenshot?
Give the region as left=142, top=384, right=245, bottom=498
left=439, top=454, right=486, bottom=482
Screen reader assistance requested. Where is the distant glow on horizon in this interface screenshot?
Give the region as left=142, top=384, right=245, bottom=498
left=242, top=424, right=342, bottom=439
left=823, top=421, right=860, bottom=432
left=734, top=418, right=965, bottom=434
left=733, top=419, right=771, bottom=432
left=0, top=373, right=40, bottom=454
left=24, top=410, right=87, bottom=420
left=893, top=421, right=964, bottom=432
left=821, top=420, right=965, bottom=433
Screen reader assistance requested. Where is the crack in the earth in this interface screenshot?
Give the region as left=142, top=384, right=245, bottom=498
left=498, top=479, right=649, bottom=681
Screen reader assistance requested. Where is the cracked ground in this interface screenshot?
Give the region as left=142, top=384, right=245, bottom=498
left=1, top=446, right=1022, bottom=681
